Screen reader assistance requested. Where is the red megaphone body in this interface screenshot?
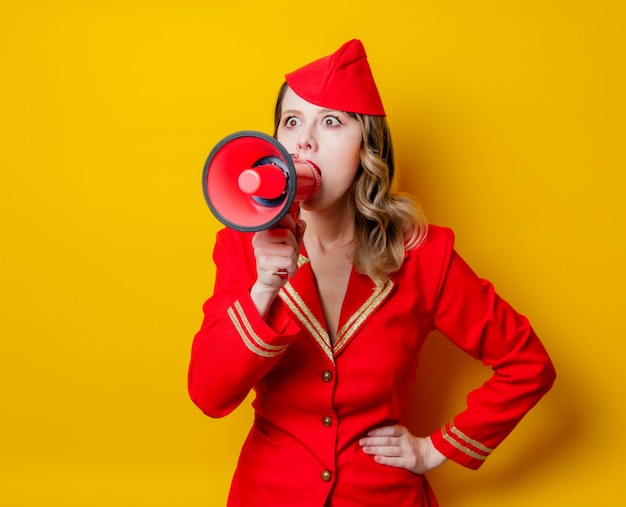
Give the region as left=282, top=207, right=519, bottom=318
left=202, top=131, right=321, bottom=232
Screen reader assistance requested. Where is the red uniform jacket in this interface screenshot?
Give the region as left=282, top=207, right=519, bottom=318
left=188, top=225, right=555, bottom=506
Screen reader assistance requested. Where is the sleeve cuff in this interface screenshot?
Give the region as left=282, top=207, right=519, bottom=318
left=227, top=293, right=297, bottom=359
left=430, top=421, right=495, bottom=470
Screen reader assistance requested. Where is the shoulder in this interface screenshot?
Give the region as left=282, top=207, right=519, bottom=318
left=215, top=226, right=255, bottom=250
left=386, top=225, right=458, bottom=310
left=409, top=224, right=455, bottom=260
left=213, top=227, right=257, bottom=268
left=398, top=224, right=456, bottom=287
left=211, top=227, right=259, bottom=283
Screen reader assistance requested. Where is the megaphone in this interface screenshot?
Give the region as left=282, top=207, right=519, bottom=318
left=202, top=131, right=321, bottom=232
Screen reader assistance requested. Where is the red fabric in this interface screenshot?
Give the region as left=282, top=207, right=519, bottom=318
left=188, top=225, right=556, bottom=506
left=285, top=39, right=386, bottom=116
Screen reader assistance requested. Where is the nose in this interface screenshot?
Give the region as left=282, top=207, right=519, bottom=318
left=296, top=126, right=317, bottom=155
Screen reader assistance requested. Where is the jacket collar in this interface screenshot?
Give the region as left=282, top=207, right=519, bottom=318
left=278, top=254, right=394, bottom=364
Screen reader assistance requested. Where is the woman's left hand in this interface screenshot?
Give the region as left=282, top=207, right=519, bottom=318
left=359, top=425, right=447, bottom=475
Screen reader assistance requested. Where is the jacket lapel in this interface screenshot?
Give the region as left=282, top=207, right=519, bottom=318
left=278, top=255, right=395, bottom=362
left=333, top=270, right=395, bottom=356
left=279, top=255, right=334, bottom=363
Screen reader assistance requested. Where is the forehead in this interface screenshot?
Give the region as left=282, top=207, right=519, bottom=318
left=281, top=87, right=339, bottom=114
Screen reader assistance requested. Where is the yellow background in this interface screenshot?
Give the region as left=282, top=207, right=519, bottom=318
left=2, top=1, right=624, bottom=505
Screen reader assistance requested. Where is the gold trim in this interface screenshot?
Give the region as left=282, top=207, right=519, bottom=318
left=450, top=425, right=494, bottom=454
left=227, top=303, right=287, bottom=358
left=279, top=283, right=334, bottom=364
left=278, top=262, right=393, bottom=360
left=297, top=254, right=309, bottom=267
left=233, top=302, right=288, bottom=353
left=333, top=278, right=394, bottom=354
left=442, top=425, right=488, bottom=461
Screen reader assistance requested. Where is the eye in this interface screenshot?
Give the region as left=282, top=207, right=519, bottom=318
left=283, top=116, right=301, bottom=128
left=323, top=115, right=341, bottom=127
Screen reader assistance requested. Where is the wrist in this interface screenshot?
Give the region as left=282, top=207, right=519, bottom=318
left=424, top=436, right=447, bottom=470
left=250, top=282, right=280, bottom=319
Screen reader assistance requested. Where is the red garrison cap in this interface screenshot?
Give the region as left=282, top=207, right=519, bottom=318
left=285, top=39, right=386, bottom=117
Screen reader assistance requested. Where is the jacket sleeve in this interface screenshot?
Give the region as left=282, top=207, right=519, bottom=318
left=428, top=230, right=556, bottom=469
left=187, top=228, right=300, bottom=418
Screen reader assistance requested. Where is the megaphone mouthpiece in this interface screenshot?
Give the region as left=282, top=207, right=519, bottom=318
left=238, top=164, right=286, bottom=199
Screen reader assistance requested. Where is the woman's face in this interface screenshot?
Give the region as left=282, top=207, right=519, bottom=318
left=276, top=87, right=362, bottom=212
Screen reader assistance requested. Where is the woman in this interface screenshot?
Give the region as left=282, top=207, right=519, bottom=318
left=188, top=39, right=556, bottom=506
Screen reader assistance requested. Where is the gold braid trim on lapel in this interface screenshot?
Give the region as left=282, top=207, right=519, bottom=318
left=333, top=278, right=395, bottom=355
left=279, top=281, right=334, bottom=364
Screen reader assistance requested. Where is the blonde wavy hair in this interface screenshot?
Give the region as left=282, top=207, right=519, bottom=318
left=274, top=83, right=428, bottom=279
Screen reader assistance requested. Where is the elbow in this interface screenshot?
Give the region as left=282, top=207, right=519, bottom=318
left=188, top=385, right=236, bottom=419
left=532, top=354, right=557, bottom=397
left=187, top=353, right=240, bottom=418
left=521, top=331, right=557, bottom=396
left=542, top=357, right=557, bottom=392
left=188, top=368, right=247, bottom=418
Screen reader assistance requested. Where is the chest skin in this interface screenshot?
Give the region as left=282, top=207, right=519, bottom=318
left=305, top=246, right=353, bottom=345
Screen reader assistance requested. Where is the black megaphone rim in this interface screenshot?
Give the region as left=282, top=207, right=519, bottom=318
left=202, top=130, right=296, bottom=232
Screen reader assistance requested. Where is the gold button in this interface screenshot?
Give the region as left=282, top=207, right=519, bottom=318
left=321, top=470, right=332, bottom=482
left=321, top=370, right=333, bottom=382
left=322, top=416, right=332, bottom=427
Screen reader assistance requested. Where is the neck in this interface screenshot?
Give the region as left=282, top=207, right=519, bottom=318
left=299, top=206, right=355, bottom=252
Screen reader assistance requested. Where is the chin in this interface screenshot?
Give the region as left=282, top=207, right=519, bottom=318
left=299, top=199, right=317, bottom=212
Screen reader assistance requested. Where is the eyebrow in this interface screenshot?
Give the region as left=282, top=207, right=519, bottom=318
left=281, top=108, right=345, bottom=117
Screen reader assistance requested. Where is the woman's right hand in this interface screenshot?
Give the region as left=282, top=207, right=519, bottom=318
left=250, top=216, right=306, bottom=317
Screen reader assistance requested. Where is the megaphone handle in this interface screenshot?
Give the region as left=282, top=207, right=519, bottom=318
left=273, top=205, right=301, bottom=279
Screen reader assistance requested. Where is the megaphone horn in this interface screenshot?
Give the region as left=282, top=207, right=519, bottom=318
left=202, top=131, right=321, bottom=232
